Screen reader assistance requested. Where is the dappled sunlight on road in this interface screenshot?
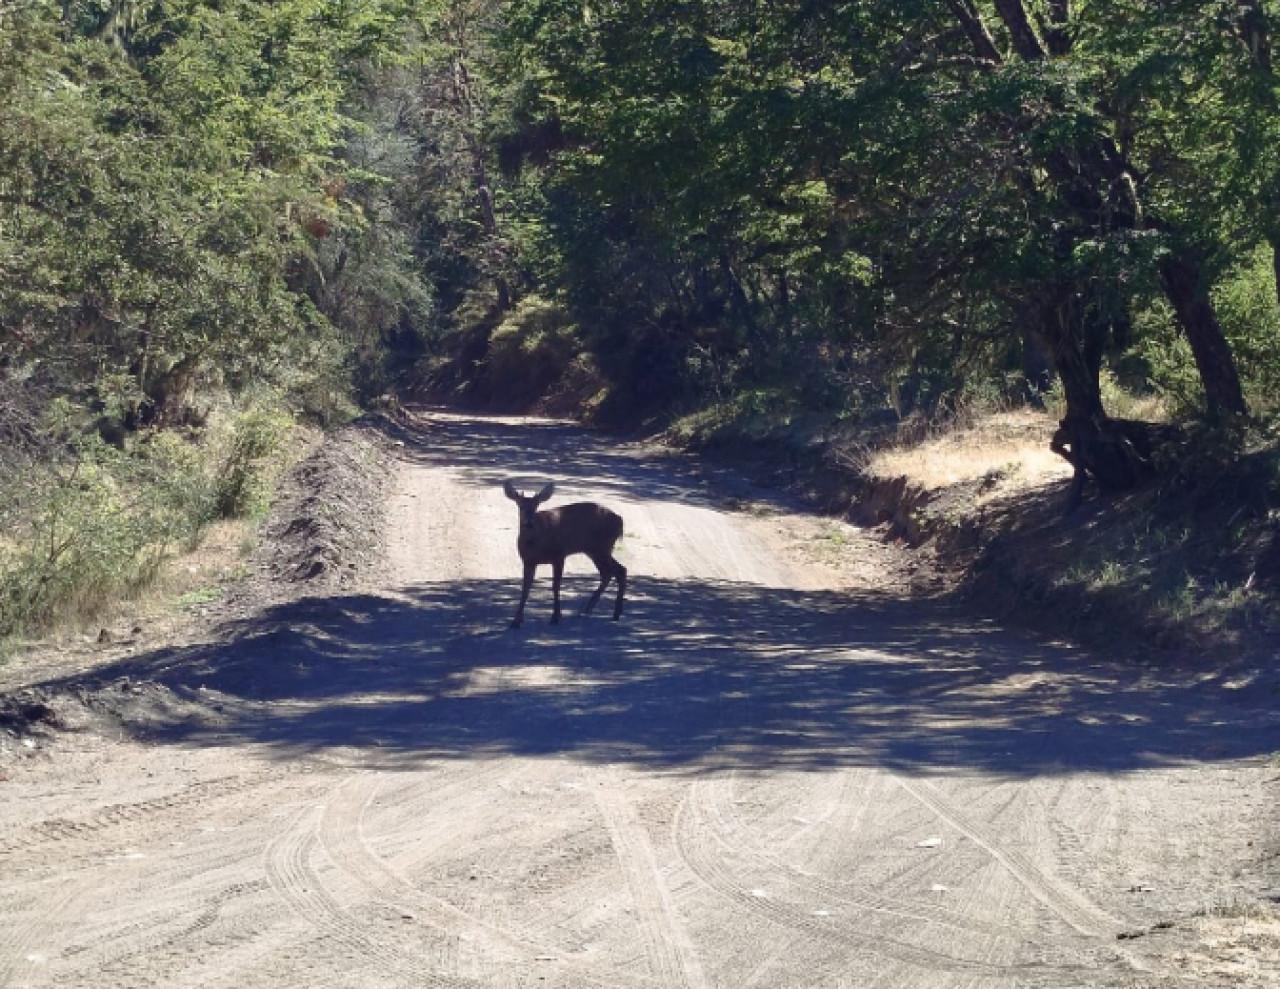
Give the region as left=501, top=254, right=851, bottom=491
left=31, top=575, right=1279, bottom=776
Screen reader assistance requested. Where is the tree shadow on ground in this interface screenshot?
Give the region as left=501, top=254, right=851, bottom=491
left=386, top=409, right=780, bottom=510
left=31, top=576, right=1280, bottom=776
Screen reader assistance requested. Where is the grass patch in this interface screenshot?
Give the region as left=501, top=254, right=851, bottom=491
left=865, top=409, right=1072, bottom=493
left=0, top=395, right=303, bottom=643
left=669, top=386, right=1279, bottom=657
left=175, top=586, right=224, bottom=611
left=967, top=435, right=1280, bottom=655
left=665, top=388, right=806, bottom=448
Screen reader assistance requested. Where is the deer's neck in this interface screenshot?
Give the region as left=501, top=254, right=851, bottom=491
left=518, top=514, right=558, bottom=561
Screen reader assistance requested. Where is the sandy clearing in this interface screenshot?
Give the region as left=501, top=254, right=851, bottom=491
left=1, top=409, right=1278, bottom=988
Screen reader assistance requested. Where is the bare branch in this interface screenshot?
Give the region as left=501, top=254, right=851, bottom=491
left=992, top=0, right=1048, bottom=61
left=903, top=54, right=1000, bottom=76
left=942, top=0, right=1003, bottom=63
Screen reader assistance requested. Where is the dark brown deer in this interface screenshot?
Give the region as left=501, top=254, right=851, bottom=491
left=503, top=480, right=627, bottom=628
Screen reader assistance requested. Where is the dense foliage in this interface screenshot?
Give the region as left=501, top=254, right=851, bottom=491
left=494, top=3, right=1280, bottom=445
left=0, top=0, right=439, bottom=634
left=6, top=1, right=1279, bottom=437
left=3, top=1, right=1280, bottom=633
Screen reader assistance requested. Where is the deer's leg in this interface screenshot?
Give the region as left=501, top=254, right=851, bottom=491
left=550, top=559, right=565, bottom=624
left=512, top=562, right=536, bottom=629
left=611, top=560, right=627, bottom=620
left=582, top=554, right=613, bottom=614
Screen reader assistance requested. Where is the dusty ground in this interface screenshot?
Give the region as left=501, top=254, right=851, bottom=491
left=2, top=409, right=1278, bottom=988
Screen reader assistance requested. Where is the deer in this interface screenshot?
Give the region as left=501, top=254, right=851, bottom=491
left=503, top=480, right=627, bottom=628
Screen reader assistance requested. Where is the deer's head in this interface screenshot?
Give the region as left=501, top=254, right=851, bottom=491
left=504, top=480, right=555, bottom=530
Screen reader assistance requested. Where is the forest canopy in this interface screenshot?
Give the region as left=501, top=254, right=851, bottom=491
left=2, top=2, right=1279, bottom=524
left=4, top=1, right=1279, bottom=432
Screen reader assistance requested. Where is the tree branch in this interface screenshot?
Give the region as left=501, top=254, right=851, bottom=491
left=1233, top=0, right=1274, bottom=73
left=903, top=54, right=999, bottom=76
left=992, top=0, right=1048, bottom=61
left=1042, top=0, right=1071, bottom=56
left=942, top=0, right=1003, bottom=63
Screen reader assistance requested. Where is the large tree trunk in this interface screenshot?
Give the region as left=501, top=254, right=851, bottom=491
left=992, top=0, right=1047, bottom=59
left=1158, top=251, right=1248, bottom=417
left=950, top=0, right=1250, bottom=422
left=1269, top=230, right=1280, bottom=310
left=1036, top=293, right=1165, bottom=509
left=944, top=0, right=1002, bottom=61
left=1021, top=328, right=1053, bottom=400
left=1039, top=291, right=1104, bottom=418
left=444, top=3, right=510, bottom=314
left=1042, top=0, right=1072, bottom=56
left=1050, top=414, right=1181, bottom=511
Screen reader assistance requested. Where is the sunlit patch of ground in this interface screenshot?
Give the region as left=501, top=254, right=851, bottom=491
left=865, top=409, right=1072, bottom=493
left=1171, top=902, right=1280, bottom=987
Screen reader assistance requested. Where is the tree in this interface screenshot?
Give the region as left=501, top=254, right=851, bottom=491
left=0, top=0, right=422, bottom=427
left=938, top=1, right=1250, bottom=488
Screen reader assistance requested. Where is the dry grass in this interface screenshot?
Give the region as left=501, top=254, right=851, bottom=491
left=864, top=409, right=1073, bottom=493
left=49, top=519, right=256, bottom=642
left=1171, top=901, right=1280, bottom=986
left=146, top=519, right=258, bottom=611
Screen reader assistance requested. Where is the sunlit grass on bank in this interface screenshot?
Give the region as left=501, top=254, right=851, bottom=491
left=0, top=396, right=311, bottom=652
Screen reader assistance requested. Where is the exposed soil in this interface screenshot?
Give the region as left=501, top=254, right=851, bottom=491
left=2, top=409, right=1278, bottom=988
left=671, top=406, right=1280, bottom=663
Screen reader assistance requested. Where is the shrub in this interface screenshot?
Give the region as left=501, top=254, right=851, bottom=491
left=480, top=295, right=585, bottom=410
left=210, top=396, right=295, bottom=520
left=0, top=395, right=296, bottom=639
left=0, top=435, right=183, bottom=637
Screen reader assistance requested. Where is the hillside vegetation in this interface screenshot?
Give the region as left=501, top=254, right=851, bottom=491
left=2, top=1, right=1279, bottom=655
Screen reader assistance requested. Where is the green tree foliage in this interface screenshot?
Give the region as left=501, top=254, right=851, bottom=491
left=0, top=0, right=442, bottom=637
left=502, top=0, right=899, bottom=414
left=493, top=1, right=1280, bottom=482
left=0, top=0, right=424, bottom=427
left=6, top=0, right=1280, bottom=485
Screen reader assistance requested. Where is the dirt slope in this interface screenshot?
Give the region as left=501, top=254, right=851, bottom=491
left=2, top=410, right=1278, bottom=988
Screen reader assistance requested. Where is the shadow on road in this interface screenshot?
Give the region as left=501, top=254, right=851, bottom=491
left=32, top=576, right=1280, bottom=776
left=384, top=410, right=774, bottom=508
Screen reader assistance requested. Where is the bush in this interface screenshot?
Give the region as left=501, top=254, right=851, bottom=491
left=210, top=396, right=295, bottom=520
left=0, top=436, right=183, bottom=637
left=0, top=395, right=296, bottom=639
left=479, top=295, right=585, bottom=410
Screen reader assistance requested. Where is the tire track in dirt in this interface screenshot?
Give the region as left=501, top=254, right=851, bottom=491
left=694, top=775, right=1024, bottom=939
left=594, top=778, right=710, bottom=989
left=895, top=776, right=1122, bottom=938
left=303, top=766, right=659, bottom=989
left=734, top=771, right=878, bottom=989
left=0, top=767, right=302, bottom=857
left=319, top=770, right=647, bottom=988
left=56, top=879, right=271, bottom=988
left=264, top=799, right=482, bottom=989
left=673, top=778, right=1012, bottom=976
left=0, top=878, right=99, bottom=988
left=0, top=768, right=306, bottom=989
left=775, top=768, right=871, bottom=868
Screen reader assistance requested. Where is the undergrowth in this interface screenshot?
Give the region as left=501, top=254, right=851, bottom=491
left=0, top=394, right=297, bottom=642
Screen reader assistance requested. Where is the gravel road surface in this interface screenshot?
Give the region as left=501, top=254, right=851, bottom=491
left=2, top=410, right=1277, bottom=987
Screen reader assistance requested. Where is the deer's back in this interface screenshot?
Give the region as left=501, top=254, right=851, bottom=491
left=519, top=502, right=623, bottom=562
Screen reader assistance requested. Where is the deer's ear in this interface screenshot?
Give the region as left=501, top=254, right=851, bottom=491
left=503, top=480, right=520, bottom=501
left=535, top=482, right=555, bottom=504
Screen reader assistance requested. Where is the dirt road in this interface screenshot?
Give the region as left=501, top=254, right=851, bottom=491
left=2, top=411, right=1278, bottom=987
